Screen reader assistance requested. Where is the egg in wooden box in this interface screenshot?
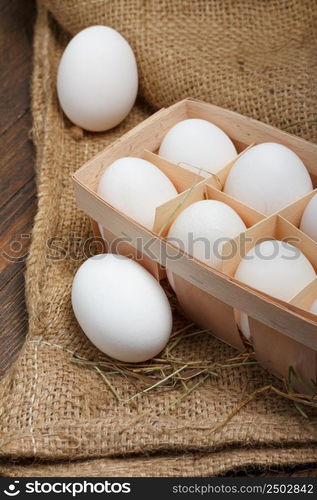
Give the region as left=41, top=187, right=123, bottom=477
left=166, top=198, right=247, bottom=289
left=158, top=118, right=238, bottom=177
left=97, top=157, right=178, bottom=231
left=95, top=156, right=177, bottom=280
left=223, top=142, right=313, bottom=215
left=234, top=239, right=316, bottom=339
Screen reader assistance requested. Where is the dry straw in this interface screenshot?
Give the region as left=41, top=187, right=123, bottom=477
left=71, top=311, right=317, bottom=424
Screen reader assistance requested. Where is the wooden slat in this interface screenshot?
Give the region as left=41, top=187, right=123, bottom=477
left=0, top=114, right=35, bottom=210
left=0, top=0, right=34, bottom=132
left=0, top=0, right=36, bottom=375
left=0, top=272, right=28, bottom=375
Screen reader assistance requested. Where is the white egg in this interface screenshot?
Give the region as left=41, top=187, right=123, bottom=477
left=310, top=298, right=317, bottom=315
left=98, top=157, right=177, bottom=229
left=72, top=254, right=172, bottom=362
left=57, top=26, right=138, bottom=131
left=224, top=143, right=313, bottom=215
left=167, top=200, right=246, bottom=289
left=300, top=193, right=317, bottom=242
left=158, top=119, right=237, bottom=176
left=234, top=240, right=316, bottom=338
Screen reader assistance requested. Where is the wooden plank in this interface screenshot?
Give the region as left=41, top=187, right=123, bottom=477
left=0, top=0, right=36, bottom=375
left=0, top=113, right=35, bottom=210
left=0, top=271, right=28, bottom=376
left=0, top=177, right=36, bottom=286
left=0, top=0, right=35, bottom=132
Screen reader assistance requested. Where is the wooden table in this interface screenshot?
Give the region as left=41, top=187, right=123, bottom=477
left=0, top=0, right=36, bottom=375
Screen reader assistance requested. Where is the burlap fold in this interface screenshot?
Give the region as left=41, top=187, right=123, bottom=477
left=0, top=0, right=316, bottom=476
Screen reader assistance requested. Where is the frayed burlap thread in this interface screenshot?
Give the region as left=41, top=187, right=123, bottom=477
left=0, top=1, right=317, bottom=476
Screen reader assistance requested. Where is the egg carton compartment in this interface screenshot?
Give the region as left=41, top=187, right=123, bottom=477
left=152, top=177, right=264, bottom=239
left=73, top=98, right=317, bottom=387
left=278, top=188, right=317, bottom=237
left=153, top=179, right=207, bottom=237
left=221, top=214, right=317, bottom=278
left=220, top=214, right=317, bottom=387
left=291, top=277, right=317, bottom=314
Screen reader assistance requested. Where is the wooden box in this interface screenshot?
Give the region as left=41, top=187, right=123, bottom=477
left=73, top=98, right=317, bottom=388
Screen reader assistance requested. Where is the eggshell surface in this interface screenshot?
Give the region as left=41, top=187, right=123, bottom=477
left=71, top=254, right=172, bottom=362
left=159, top=119, right=237, bottom=176
left=57, top=26, right=138, bottom=131
left=300, top=193, right=317, bottom=242
left=167, top=200, right=246, bottom=289
left=234, top=240, right=316, bottom=338
left=98, top=157, right=178, bottom=229
left=224, top=143, right=313, bottom=215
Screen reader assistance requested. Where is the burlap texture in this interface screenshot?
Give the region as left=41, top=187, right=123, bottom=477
left=0, top=1, right=317, bottom=477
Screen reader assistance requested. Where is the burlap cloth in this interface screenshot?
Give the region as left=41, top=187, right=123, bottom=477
left=1, top=1, right=317, bottom=477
